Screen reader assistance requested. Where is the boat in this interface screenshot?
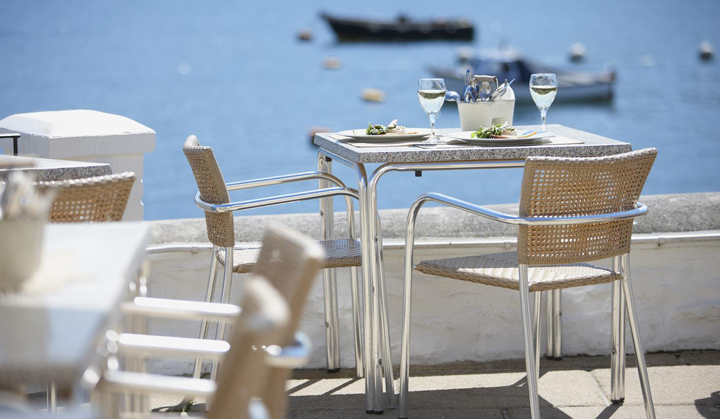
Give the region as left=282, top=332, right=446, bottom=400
left=320, top=13, right=474, bottom=42
left=431, top=49, right=615, bottom=103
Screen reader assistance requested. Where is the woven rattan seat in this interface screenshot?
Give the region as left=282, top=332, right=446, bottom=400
left=38, top=172, right=135, bottom=223
left=416, top=251, right=620, bottom=292
left=217, top=238, right=362, bottom=274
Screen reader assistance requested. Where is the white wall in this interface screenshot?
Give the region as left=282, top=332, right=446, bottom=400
left=142, top=232, right=720, bottom=375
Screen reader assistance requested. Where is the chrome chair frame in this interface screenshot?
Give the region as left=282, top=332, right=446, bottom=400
left=192, top=170, right=365, bottom=379
left=398, top=192, right=656, bottom=419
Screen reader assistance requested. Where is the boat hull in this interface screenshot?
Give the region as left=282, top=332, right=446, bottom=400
left=322, top=14, right=474, bottom=42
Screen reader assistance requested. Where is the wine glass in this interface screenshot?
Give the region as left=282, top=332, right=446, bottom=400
left=529, top=73, right=558, bottom=131
left=417, top=78, right=447, bottom=144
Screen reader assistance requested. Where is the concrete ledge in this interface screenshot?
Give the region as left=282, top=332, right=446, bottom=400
left=149, top=192, right=720, bottom=245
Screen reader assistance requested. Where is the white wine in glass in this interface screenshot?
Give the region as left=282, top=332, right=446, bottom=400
left=417, top=78, right=446, bottom=144
left=529, top=73, right=557, bottom=131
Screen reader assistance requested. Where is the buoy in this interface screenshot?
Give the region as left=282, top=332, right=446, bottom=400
left=298, top=29, right=313, bottom=41
left=323, top=57, right=342, bottom=69
left=361, top=88, right=385, bottom=103
left=699, top=41, right=714, bottom=61
left=568, top=42, right=586, bottom=62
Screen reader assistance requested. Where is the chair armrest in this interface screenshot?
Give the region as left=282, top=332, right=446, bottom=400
left=100, top=370, right=216, bottom=397
left=265, top=332, right=311, bottom=369
left=415, top=193, right=648, bottom=226
left=195, top=186, right=359, bottom=214
left=225, top=171, right=348, bottom=191
left=118, top=333, right=230, bottom=359
left=121, top=297, right=240, bottom=322
left=0, top=133, right=20, bottom=139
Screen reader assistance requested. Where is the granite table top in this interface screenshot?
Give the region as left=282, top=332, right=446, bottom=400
left=314, top=124, right=632, bottom=164
left=0, top=155, right=111, bottom=182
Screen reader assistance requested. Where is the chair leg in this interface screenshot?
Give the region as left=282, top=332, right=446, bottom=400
left=47, top=382, right=57, bottom=414
left=621, top=254, right=656, bottom=419
left=519, top=265, right=541, bottom=419
left=545, top=291, right=553, bottom=358
left=350, top=266, right=365, bottom=378
left=322, top=268, right=341, bottom=372
left=610, top=256, right=626, bottom=403
left=533, top=291, right=542, bottom=381
left=552, top=289, right=562, bottom=359
left=398, top=254, right=414, bottom=418
left=209, top=248, right=234, bottom=385
left=191, top=245, right=220, bottom=381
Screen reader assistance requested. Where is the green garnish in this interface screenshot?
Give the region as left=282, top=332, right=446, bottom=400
left=470, top=123, right=516, bottom=138
left=366, top=123, right=388, bottom=135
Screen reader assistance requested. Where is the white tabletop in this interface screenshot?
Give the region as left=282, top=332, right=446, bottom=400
left=0, top=222, right=151, bottom=387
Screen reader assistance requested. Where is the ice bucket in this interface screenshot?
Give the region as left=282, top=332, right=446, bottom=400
left=457, top=86, right=516, bottom=131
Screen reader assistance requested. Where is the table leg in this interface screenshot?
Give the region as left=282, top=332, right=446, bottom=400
left=354, top=163, right=376, bottom=413
left=367, top=173, right=397, bottom=412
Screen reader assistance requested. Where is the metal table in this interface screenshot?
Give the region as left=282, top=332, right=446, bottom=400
left=0, top=223, right=150, bottom=409
left=313, top=124, right=632, bottom=414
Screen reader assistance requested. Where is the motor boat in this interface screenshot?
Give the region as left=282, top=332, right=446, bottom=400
left=320, top=13, right=474, bottom=42
left=431, top=49, right=615, bottom=103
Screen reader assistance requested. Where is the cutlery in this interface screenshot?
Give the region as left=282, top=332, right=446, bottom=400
left=463, top=85, right=474, bottom=103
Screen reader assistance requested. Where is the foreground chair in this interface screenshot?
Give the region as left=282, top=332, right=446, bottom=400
left=183, top=135, right=364, bottom=378
left=38, top=172, right=135, bottom=222
left=398, top=149, right=658, bottom=419
left=103, top=224, right=325, bottom=419
left=101, top=275, right=290, bottom=419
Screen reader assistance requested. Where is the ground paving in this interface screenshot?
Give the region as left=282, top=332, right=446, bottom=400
left=142, top=351, right=720, bottom=418
left=29, top=351, right=720, bottom=418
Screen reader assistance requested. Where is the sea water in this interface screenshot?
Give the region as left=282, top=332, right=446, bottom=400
left=1, top=0, right=719, bottom=220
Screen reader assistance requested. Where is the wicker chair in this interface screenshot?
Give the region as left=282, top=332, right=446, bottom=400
left=102, top=224, right=325, bottom=419
left=183, top=135, right=364, bottom=379
left=398, top=149, right=658, bottom=419
left=38, top=172, right=135, bottom=223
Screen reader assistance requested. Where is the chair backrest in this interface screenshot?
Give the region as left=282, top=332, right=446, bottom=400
left=518, top=148, right=657, bottom=266
left=252, top=224, right=324, bottom=419
left=252, top=223, right=325, bottom=346
left=210, top=275, right=289, bottom=419
left=38, top=172, right=135, bottom=223
left=183, top=135, right=235, bottom=247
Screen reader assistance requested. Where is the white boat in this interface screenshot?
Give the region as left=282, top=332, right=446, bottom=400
left=431, top=49, right=615, bottom=103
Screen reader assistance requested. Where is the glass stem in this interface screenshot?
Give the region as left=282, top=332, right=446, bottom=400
left=540, top=108, right=548, bottom=131
left=428, top=113, right=436, bottom=136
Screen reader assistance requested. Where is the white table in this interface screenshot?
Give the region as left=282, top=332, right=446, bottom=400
left=0, top=223, right=151, bottom=394
left=313, top=124, right=632, bottom=413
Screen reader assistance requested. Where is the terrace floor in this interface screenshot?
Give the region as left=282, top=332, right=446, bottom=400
left=143, top=350, right=720, bottom=418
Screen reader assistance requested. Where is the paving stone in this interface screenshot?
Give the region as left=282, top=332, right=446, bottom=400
left=506, top=405, right=720, bottom=418
left=293, top=409, right=504, bottom=418
left=591, top=365, right=720, bottom=406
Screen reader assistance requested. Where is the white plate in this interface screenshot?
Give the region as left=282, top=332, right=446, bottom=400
left=447, top=130, right=554, bottom=145
left=337, top=128, right=431, bottom=142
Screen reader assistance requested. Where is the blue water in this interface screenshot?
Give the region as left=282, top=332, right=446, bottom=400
left=1, top=0, right=719, bottom=220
